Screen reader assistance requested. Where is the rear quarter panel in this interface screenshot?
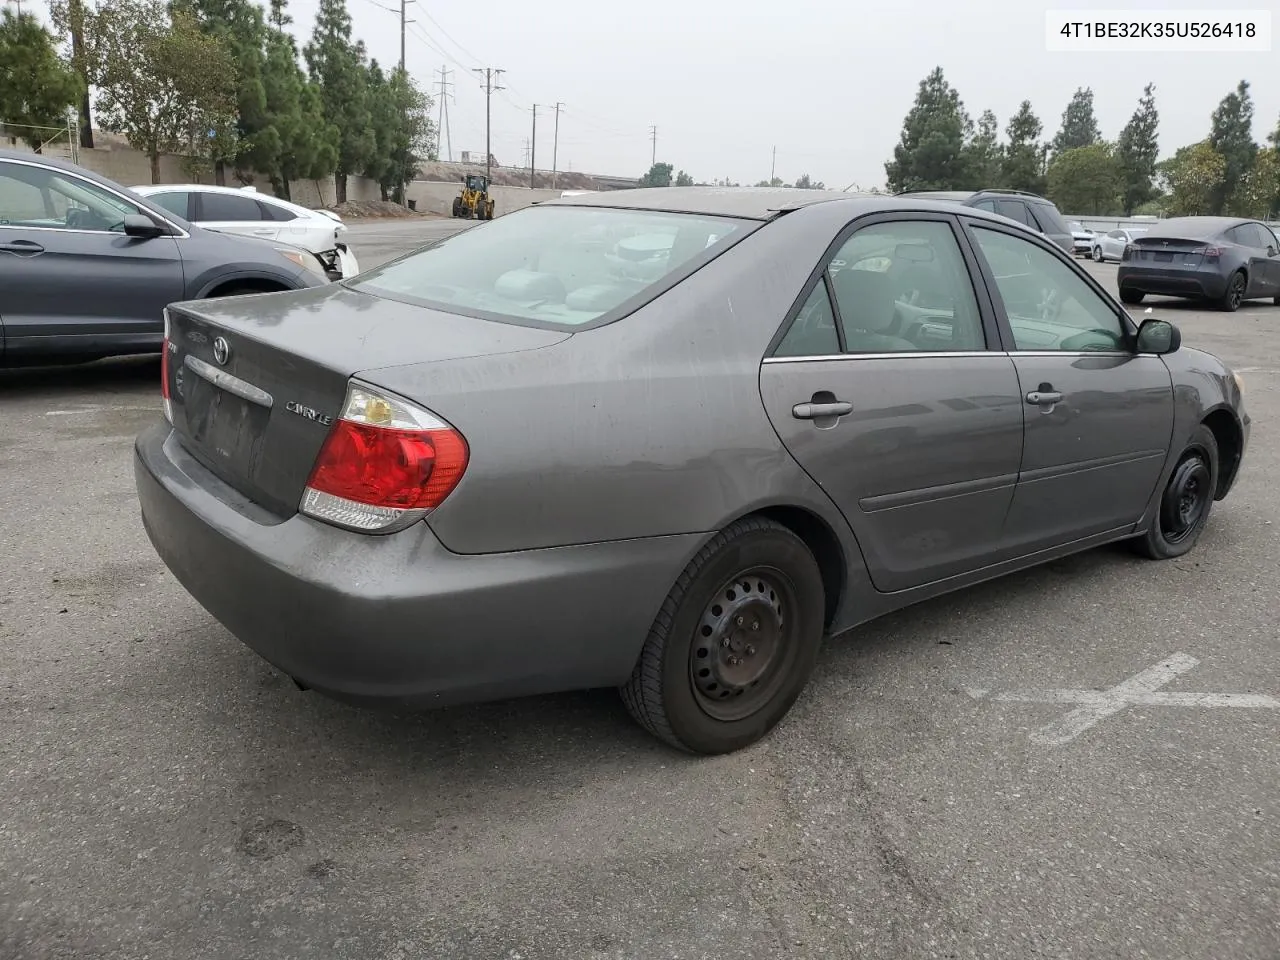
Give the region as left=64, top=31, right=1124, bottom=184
left=360, top=201, right=868, bottom=562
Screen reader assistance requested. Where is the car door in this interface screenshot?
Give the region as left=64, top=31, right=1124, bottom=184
left=1101, top=230, right=1124, bottom=260
left=1256, top=223, right=1280, bottom=294
left=0, top=158, right=184, bottom=359
left=1238, top=223, right=1280, bottom=296
left=194, top=189, right=280, bottom=241
left=964, top=218, right=1174, bottom=552
left=759, top=213, right=1026, bottom=593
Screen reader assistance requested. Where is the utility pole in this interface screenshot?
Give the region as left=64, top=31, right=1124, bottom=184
left=398, top=0, right=406, bottom=72
left=67, top=0, right=93, bottom=147
left=473, top=68, right=505, bottom=181
left=649, top=125, right=657, bottom=167
left=435, top=67, right=453, bottom=162
left=529, top=105, right=538, bottom=188
left=551, top=102, right=563, bottom=189
left=770, top=146, right=776, bottom=183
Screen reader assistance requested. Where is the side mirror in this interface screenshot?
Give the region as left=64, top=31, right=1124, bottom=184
left=123, top=214, right=165, bottom=239
left=1135, top=317, right=1181, bottom=355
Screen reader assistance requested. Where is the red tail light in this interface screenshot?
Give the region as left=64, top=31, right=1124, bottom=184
left=300, top=382, right=469, bottom=533
left=161, top=309, right=173, bottom=423
left=1202, top=246, right=1223, bottom=259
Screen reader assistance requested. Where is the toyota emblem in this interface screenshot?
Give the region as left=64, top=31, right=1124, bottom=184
left=212, top=336, right=230, bottom=366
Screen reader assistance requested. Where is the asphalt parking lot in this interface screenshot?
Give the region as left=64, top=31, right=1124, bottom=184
left=3, top=221, right=1279, bottom=960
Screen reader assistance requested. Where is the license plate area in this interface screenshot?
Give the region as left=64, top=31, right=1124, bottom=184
left=183, top=372, right=271, bottom=470
left=1154, top=252, right=1174, bottom=262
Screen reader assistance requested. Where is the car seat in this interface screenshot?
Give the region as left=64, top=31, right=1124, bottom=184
left=830, top=269, right=917, bottom=353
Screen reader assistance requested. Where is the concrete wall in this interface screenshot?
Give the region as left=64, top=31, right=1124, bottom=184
left=1066, top=214, right=1280, bottom=231
left=406, top=180, right=562, bottom=217
left=4, top=137, right=384, bottom=208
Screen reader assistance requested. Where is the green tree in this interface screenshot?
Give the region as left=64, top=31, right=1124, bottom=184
left=377, top=67, right=434, bottom=203
left=1046, top=143, right=1122, bottom=215
left=884, top=67, right=971, bottom=192
left=963, top=109, right=1003, bottom=187
left=258, top=0, right=335, bottom=199
left=1207, top=80, right=1257, bottom=215
left=0, top=10, right=82, bottom=152
left=1051, top=87, right=1102, bottom=156
left=304, top=0, right=374, bottom=203
left=1228, top=146, right=1280, bottom=219
left=1158, top=141, right=1226, bottom=216
left=68, top=0, right=237, bottom=182
left=1115, top=83, right=1160, bottom=215
left=638, top=162, right=673, bottom=187
left=794, top=173, right=825, bottom=189
left=182, top=0, right=269, bottom=183
left=1002, top=100, right=1047, bottom=194
left=674, top=169, right=694, bottom=186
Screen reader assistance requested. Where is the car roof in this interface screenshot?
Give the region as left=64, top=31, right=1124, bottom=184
left=544, top=187, right=861, bottom=220
left=1142, top=216, right=1250, bottom=238
left=896, top=190, right=976, bottom=201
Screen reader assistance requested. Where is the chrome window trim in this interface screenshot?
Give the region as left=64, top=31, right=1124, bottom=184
left=0, top=156, right=191, bottom=239
left=763, top=349, right=1134, bottom=364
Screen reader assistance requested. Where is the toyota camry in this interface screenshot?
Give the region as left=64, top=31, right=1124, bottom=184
left=134, top=187, right=1250, bottom=754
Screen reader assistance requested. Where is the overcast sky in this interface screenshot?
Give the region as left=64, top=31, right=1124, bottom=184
left=31, top=0, right=1280, bottom=186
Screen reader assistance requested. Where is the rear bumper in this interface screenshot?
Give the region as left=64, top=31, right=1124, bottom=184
left=134, top=422, right=699, bottom=707
left=1117, top=266, right=1227, bottom=300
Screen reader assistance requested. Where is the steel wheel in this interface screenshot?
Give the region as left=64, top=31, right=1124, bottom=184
left=1159, top=452, right=1212, bottom=544
left=688, top=568, right=798, bottom=722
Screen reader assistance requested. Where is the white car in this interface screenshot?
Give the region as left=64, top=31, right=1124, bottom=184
left=130, top=183, right=359, bottom=280
left=1068, top=220, right=1095, bottom=257
left=1090, top=227, right=1148, bottom=263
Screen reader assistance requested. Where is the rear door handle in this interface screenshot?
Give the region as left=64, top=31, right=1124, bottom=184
left=0, top=240, right=44, bottom=255
left=1026, top=391, right=1062, bottom=405
left=793, top=401, right=853, bottom=419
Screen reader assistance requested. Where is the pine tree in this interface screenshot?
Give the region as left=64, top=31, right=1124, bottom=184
left=1003, top=101, right=1047, bottom=194
left=304, top=0, right=374, bottom=204
left=963, top=109, right=1003, bottom=188
left=0, top=10, right=82, bottom=151
left=1051, top=87, right=1102, bottom=155
left=1115, top=83, right=1160, bottom=215
left=884, top=67, right=972, bottom=192
left=1208, top=80, right=1258, bottom=215
left=260, top=0, right=335, bottom=198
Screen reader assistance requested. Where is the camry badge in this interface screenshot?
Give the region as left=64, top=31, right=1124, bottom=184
left=285, top=401, right=334, bottom=426
left=212, top=336, right=231, bottom=366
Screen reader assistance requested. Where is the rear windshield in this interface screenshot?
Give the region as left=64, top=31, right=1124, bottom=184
left=1030, top=201, right=1070, bottom=235
left=350, top=205, right=751, bottom=329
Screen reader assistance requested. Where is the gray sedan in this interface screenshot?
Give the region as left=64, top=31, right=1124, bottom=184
left=133, top=188, right=1251, bottom=754
left=0, top=150, right=329, bottom=365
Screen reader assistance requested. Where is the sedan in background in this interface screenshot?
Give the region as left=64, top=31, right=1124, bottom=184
left=132, top=183, right=360, bottom=280
left=1090, top=227, right=1147, bottom=262
left=1118, top=216, right=1280, bottom=312
left=1068, top=220, right=1095, bottom=256
left=135, top=188, right=1249, bottom=755
left=0, top=151, right=329, bottom=365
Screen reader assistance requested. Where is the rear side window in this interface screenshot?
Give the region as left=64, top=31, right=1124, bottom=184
left=351, top=205, right=751, bottom=329
left=775, top=282, right=839, bottom=357
left=199, top=192, right=265, bottom=221
left=147, top=191, right=190, bottom=219
left=1029, top=201, right=1070, bottom=235
left=260, top=201, right=297, bottom=222
left=972, top=199, right=998, bottom=213
left=996, top=199, right=1034, bottom=227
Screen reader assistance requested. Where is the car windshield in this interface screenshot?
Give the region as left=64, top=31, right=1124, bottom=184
left=350, top=205, right=751, bottom=328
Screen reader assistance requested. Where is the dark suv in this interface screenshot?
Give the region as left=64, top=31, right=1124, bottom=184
left=896, top=189, right=1074, bottom=255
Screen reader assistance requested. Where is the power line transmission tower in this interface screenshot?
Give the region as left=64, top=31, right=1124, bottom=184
left=551, top=102, right=563, bottom=189
left=521, top=139, right=530, bottom=169
left=530, top=104, right=538, bottom=188
left=649, top=125, right=657, bottom=167
left=473, top=67, right=505, bottom=180
left=435, top=66, right=453, bottom=162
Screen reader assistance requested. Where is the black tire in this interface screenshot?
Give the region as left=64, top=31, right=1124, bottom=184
left=1219, top=271, right=1246, bottom=312
left=1273, top=294, right=1279, bottom=306
left=451, top=198, right=462, bottom=218
left=620, top=517, right=826, bottom=755
left=1132, top=424, right=1218, bottom=560
left=1092, top=246, right=1103, bottom=261
left=1120, top=289, right=1145, bottom=305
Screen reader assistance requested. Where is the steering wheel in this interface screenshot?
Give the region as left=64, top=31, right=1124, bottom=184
left=65, top=208, right=85, bottom=229
left=1059, top=328, right=1122, bottom=351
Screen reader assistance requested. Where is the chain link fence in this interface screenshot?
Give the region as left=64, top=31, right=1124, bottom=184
left=0, top=115, right=81, bottom=163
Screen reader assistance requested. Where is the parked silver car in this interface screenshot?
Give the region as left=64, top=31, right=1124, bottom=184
left=1091, top=227, right=1148, bottom=262
left=134, top=188, right=1250, bottom=754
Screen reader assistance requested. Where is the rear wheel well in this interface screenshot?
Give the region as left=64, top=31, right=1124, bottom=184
left=204, top=278, right=289, bottom=299
left=1201, top=408, right=1242, bottom=499
left=753, top=506, right=845, bottom=630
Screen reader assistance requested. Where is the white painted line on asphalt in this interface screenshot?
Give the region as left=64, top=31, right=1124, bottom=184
left=967, top=653, right=1280, bottom=746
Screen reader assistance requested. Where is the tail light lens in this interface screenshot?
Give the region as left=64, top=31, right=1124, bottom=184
left=161, top=309, right=173, bottom=423
left=300, top=381, right=469, bottom=533
left=1201, top=246, right=1223, bottom=259
left=1121, top=244, right=1132, bottom=261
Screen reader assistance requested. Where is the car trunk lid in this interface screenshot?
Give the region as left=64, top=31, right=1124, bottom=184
left=163, top=283, right=570, bottom=519
left=1129, top=236, right=1209, bottom=267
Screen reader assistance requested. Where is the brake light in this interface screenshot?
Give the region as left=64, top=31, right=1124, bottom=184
left=1121, top=244, right=1132, bottom=261
left=1201, top=246, right=1223, bottom=259
left=300, top=382, right=469, bottom=533
left=161, top=309, right=173, bottom=423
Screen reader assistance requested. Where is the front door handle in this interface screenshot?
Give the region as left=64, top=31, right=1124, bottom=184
left=1026, top=390, right=1063, bottom=405
left=0, top=240, right=44, bottom=255
left=793, top=400, right=853, bottom=419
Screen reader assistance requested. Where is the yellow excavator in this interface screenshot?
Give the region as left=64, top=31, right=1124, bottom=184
left=451, top=174, right=495, bottom=220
